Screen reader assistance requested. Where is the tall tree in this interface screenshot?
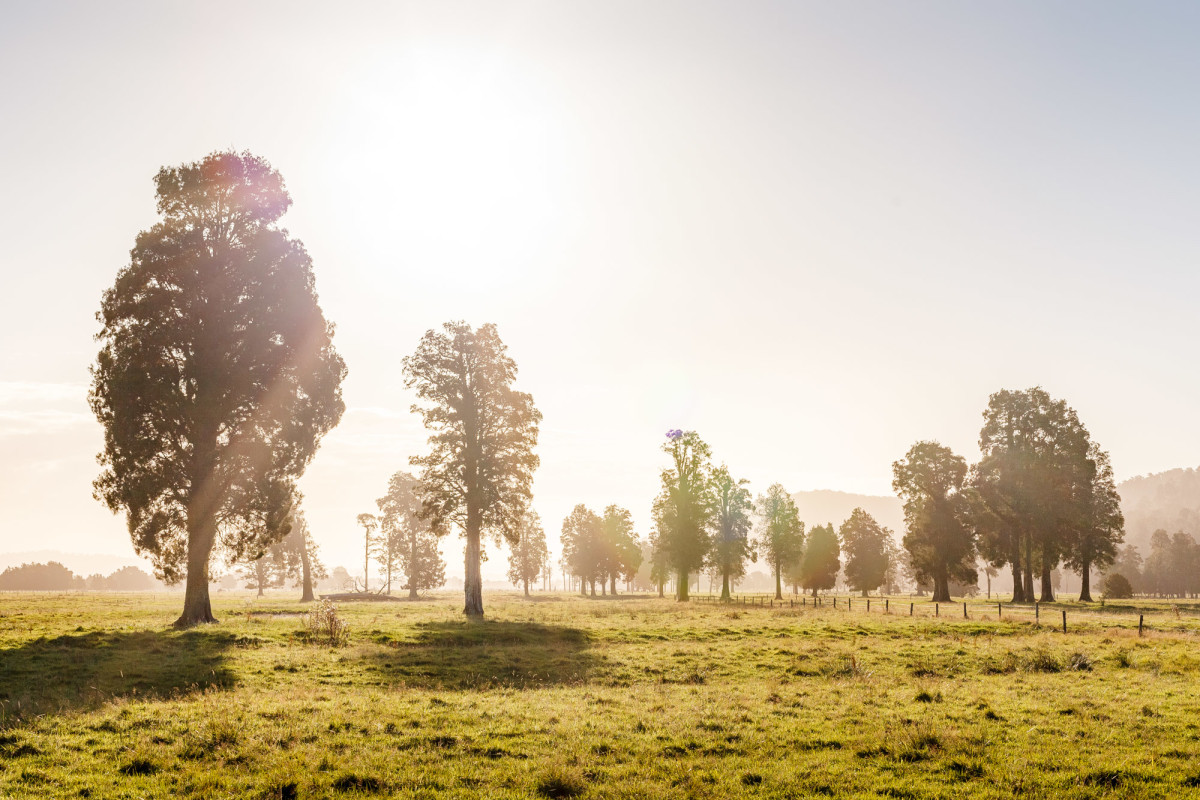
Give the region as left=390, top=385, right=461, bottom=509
left=840, top=508, right=891, bottom=596
left=755, top=483, right=804, bottom=600
left=281, top=507, right=325, bottom=602
left=1062, top=445, right=1124, bottom=602
left=709, top=466, right=755, bottom=601
left=651, top=430, right=715, bottom=601
left=507, top=510, right=549, bottom=597
left=356, top=513, right=379, bottom=593
left=90, top=152, right=346, bottom=627
left=561, top=504, right=604, bottom=596
left=1108, top=544, right=1144, bottom=594
left=377, top=471, right=446, bottom=599
left=799, top=523, right=840, bottom=596
left=892, top=441, right=977, bottom=603
left=403, top=322, right=541, bottom=617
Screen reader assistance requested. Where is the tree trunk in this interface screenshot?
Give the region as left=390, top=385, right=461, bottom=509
left=774, top=565, right=782, bottom=600
left=610, top=575, right=617, bottom=596
left=590, top=580, right=596, bottom=597
left=861, top=588, right=868, bottom=597
left=1078, top=559, right=1093, bottom=602
left=931, top=574, right=951, bottom=603
left=811, top=586, right=818, bottom=598
left=1010, top=560, right=1024, bottom=603
left=721, top=572, right=731, bottom=601
left=523, top=578, right=530, bottom=597
left=463, top=519, right=484, bottom=617
left=1040, top=559, right=1055, bottom=603
left=175, top=511, right=217, bottom=627
left=300, top=538, right=315, bottom=602
left=1023, top=533, right=1035, bottom=602
left=677, top=569, right=689, bottom=601
left=364, top=531, right=370, bottom=594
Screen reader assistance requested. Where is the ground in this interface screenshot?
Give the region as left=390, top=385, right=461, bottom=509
left=1, top=591, right=1199, bottom=799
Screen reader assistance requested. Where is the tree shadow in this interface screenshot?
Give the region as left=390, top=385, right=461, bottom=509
left=363, top=621, right=598, bottom=690
left=0, top=629, right=236, bottom=725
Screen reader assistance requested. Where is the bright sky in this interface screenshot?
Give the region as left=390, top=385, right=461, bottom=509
left=2, top=2, right=1199, bottom=581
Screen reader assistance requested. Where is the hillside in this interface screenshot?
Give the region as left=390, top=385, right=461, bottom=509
left=1118, top=466, right=1200, bottom=553
left=791, top=490, right=904, bottom=536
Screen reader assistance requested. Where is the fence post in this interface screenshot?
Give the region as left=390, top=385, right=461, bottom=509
left=867, top=599, right=870, bottom=612
left=963, top=602, right=968, bottom=619
left=1062, top=609, right=1067, bottom=634
left=1035, top=602, right=1039, bottom=624
left=848, top=598, right=852, bottom=611
left=886, top=599, right=889, bottom=613
left=935, top=603, right=939, bottom=617
left=998, top=602, right=1002, bottom=619
left=1139, top=614, right=1144, bottom=637
left=910, top=602, right=913, bottom=616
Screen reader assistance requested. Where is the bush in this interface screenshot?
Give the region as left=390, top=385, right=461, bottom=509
left=1102, top=573, right=1133, bottom=600
left=302, top=599, right=348, bottom=646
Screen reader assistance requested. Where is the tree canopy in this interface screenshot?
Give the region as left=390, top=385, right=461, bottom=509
left=90, top=151, right=346, bottom=627
left=709, top=465, right=755, bottom=600
left=377, top=471, right=445, bottom=599
left=651, top=431, right=715, bottom=601
left=840, top=507, right=891, bottom=596
left=756, top=483, right=804, bottom=600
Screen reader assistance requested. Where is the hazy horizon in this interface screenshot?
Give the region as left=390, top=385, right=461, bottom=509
left=4, top=2, right=1200, bottom=579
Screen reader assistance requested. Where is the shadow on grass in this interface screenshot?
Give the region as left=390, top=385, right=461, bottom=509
left=0, top=629, right=236, bottom=725
left=364, top=620, right=597, bottom=690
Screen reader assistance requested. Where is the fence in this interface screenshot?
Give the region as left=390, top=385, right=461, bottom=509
left=689, top=593, right=1173, bottom=636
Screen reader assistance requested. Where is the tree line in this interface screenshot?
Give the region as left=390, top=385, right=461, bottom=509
left=0, top=562, right=159, bottom=591
left=1105, top=531, right=1200, bottom=598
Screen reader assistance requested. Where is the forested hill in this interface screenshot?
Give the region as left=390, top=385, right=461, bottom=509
left=791, top=490, right=904, bottom=537
left=1118, top=467, right=1200, bottom=552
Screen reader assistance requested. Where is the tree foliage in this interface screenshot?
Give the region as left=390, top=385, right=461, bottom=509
left=403, top=321, right=541, bottom=617
left=708, top=465, right=755, bottom=600
left=840, top=507, right=891, bottom=596
left=561, top=504, right=604, bottom=595
left=798, top=523, right=840, bottom=595
left=90, top=151, right=346, bottom=626
left=377, top=471, right=446, bottom=598
left=651, top=431, right=714, bottom=601
left=892, top=441, right=976, bottom=603
left=755, top=483, right=803, bottom=600
left=507, top=510, right=549, bottom=596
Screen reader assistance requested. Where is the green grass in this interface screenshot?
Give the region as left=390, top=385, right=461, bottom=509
left=2, top=592, right=1200, bottom=798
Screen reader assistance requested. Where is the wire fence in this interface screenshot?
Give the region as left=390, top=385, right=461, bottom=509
left=687, top=592, right=1200, bottom=637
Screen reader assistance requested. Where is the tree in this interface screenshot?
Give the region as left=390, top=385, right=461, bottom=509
left=1062, top=445, right=1124, bottom=602
left=281, top=508, right=326, bottom=602
left=507, top=510, right=549, bottom=596
left=403, top=321, right=541, bottom=617
left=90, top=152, right=346, bottom=627
left=892, top=441, right=977, bottom=603
left=377, top=470, right=446, bottom=599
left=799, top=524, right=840, bottom=596
left=0, top=562, right=79, bottom=591
left=601, top=505, right=642, bottom=595
left=561, top=504, right=604, bottom=596
left=356, top=513, right=380, bottom=593
left=1109, top=544, right=1144, bottom=594
left=708, top=466, right=755, bottom=600
left=651, top=430, right=714, bottom=601
left=840, top=508, right=891, bottom=596
left=1102, top=572, right=1133, bottom=599
left=755, top=483, right=804, bottom=600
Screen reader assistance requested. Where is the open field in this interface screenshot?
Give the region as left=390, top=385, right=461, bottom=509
left=2, top=593, right=1200, bottom=799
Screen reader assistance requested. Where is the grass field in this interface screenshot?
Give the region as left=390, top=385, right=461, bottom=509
left=2, top=591, right=1200, bottom=799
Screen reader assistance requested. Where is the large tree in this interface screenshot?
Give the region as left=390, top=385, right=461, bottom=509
left=507, top=510, right=549, bottom=597
left=651, top=430, right=715, bottom=601
left=90, top=152, right=346, bottom=627
left=403, top=322, right=540, bottom=617
left=377, top=470, right=446, bottom=599
left=799, top=523, right=840, bottom=596
left=755, top=483, right=804, bottom=600
left=601, top=505, right=643, bottom=594
left=892, top=441, right=977, bottom=603
left=708, top=466, right=755, bottom=601
left=840, top=507, right=891, bottom=596
left=562, top=504, right=604, bottom=595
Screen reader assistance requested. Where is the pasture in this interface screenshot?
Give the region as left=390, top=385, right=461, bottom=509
left=1, top=592, right=1199, bottom=799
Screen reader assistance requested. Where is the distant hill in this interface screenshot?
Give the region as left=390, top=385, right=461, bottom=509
left=1118, top=467, right=1200, bottom=554
left=0, top=550, right=144, bottom=577
left=791, top=490, right=904, bottom=537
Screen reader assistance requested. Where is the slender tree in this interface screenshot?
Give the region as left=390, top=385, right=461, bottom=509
left=651, top=430, right=714, bottom=601
left=755, top=483, right=804, bottom=600
left=709, top=466, right=755, bottom=601
left=562, top=504, right=604, bottom=596
left=403, top=322, right=541, bottom=617
left=601, top=505, right=642, bottom=595
left=1063, top=445, right=1124, bottom=602
left=356, top=513, right=379, bottom=593
left=377, top=470, right=446, bottom=599
left=507, top=510, right=549, bottom=596
left=892, top=441, right=977, bottom=603
left=840, top=508, right=891, bottom=596
left=799, top=523, right=840, bottom=596
left=282, top=508, right=326, bottom=602
left=90, top=152, right=346, bottom=627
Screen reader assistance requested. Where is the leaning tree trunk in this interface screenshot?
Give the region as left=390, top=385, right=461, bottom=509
left=1078, top=559, right=1093, bottom=602
left=931, top=573, right=952, bottom=603
left=463, top=507, right=484, bottom=617
left=176, top=511, right=218, bottom=627
left=677, top=569, right=689, bottom=601
left=721, top=572, right=731, bottom=601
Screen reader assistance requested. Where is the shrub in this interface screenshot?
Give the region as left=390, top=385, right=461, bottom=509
left=302, top=599, right=348, bottom=646
left=1102, top=573, right=1133, bottom=600
left=1067, top=652, right=1094, bottom=671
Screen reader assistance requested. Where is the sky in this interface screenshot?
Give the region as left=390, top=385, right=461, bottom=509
left=2, top=1, right=1199, bottom=581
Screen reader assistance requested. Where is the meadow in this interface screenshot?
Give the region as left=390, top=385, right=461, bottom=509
left=1, top=592, right=1199, bottom=799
